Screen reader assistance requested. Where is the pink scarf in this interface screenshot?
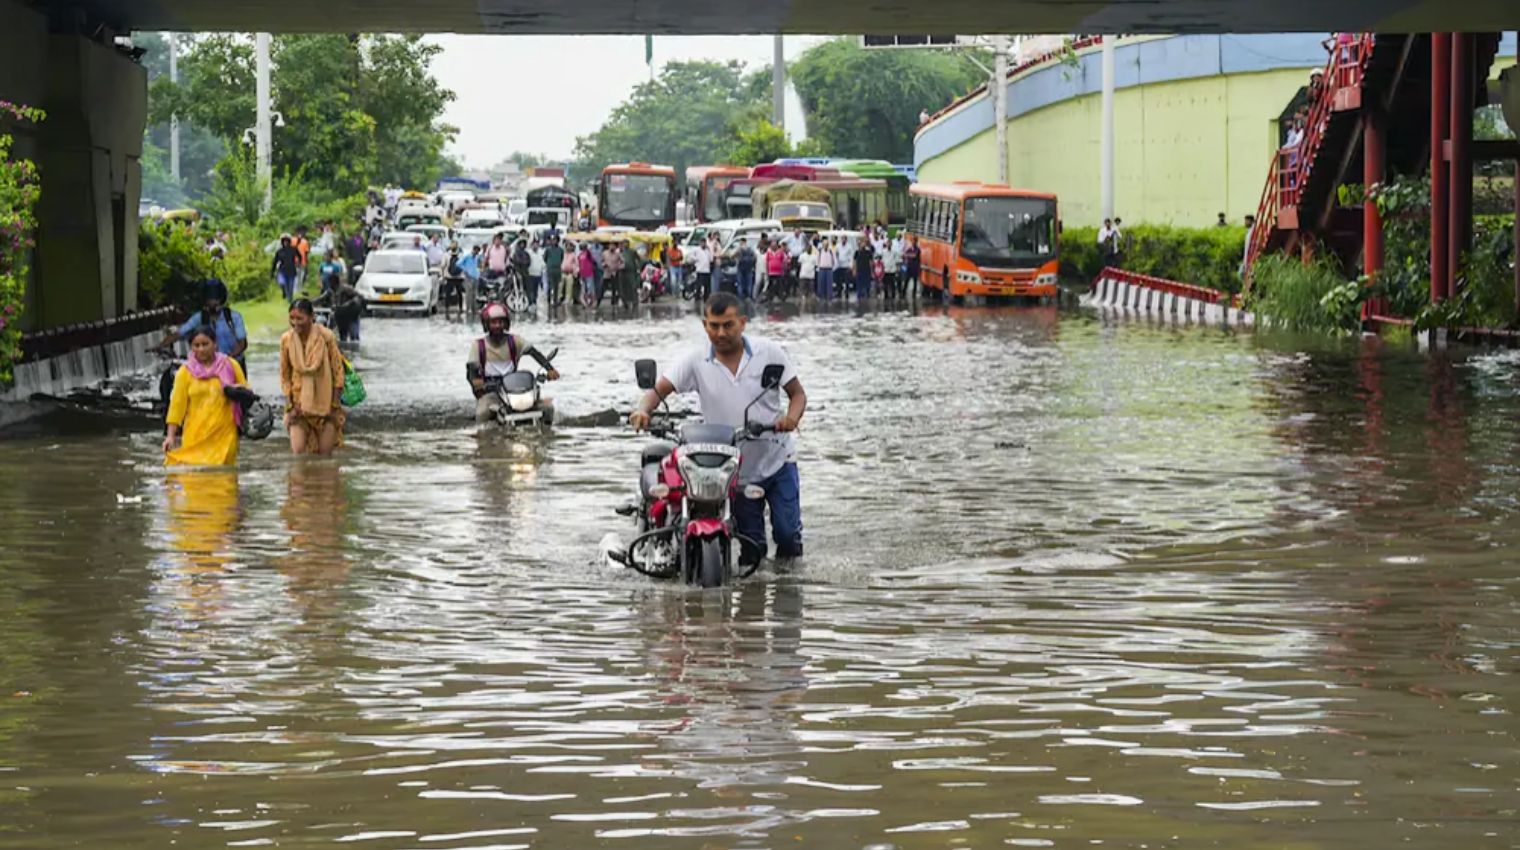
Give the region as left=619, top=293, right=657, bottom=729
left=186, top=352, right=244, bottom=428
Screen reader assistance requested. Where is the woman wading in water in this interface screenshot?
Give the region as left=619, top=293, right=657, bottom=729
left=279, top=299, right=346, bottom=456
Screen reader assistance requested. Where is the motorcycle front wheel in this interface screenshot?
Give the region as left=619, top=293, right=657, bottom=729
left=687, top=536, right=729, bottom=588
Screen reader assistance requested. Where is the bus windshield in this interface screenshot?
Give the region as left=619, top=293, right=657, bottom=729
left=703, top=176, right=736, bottom=221
left=960, top=196, right=1057, bottom=266
left=605, top=173, right=672, bottom=223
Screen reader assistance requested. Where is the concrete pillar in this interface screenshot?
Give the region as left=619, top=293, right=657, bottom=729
left=1363, top=107, right=1385, bottom=315
left=1430, top=33, right=1450, bottom=304
left=992, top=34, right=1009, bottom=185
left=1448, top=33, right=1473, bottom=297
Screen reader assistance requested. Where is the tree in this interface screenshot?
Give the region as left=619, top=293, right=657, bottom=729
left=270, top=35, right=378, bottom=197
left=146, top=33, right=456, bottom=201
left=790, top=38, right=985, bottom=162
left=572, top=60, right=764, bottom=182
left=725, top=118, right=825, bottom=167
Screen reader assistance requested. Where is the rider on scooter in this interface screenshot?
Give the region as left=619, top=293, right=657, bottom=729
left=467, top=302, right=561, bottom=423
left=628, top=292, right=808, bottom=567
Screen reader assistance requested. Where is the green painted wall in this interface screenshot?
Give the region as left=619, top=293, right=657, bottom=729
left=920, top=67, right=1313, bottom=229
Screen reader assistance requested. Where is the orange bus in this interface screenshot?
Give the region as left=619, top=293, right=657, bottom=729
left=684, top=165, right=749, bottom=224
left=908, top=182, right=1059, bottom=299
left=597, top=162, right=678, bottom=230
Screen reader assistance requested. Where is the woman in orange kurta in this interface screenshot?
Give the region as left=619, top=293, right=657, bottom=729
left=164, top=328, right=248, bottom=466
left=279, top=299, right=346, bottom=456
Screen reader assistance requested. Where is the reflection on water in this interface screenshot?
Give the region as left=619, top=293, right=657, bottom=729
left=1, top=307, right=1518, bottom=849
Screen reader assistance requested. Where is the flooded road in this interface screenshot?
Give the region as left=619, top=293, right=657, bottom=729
left=2, top=302, right=1518, bottom=849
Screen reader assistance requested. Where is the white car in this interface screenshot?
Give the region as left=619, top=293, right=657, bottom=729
left=504, top=198, right=527, bottom=224
left=381, top=230, right=429, bottom=251
left=437, top=190, right=476, bottom=212
left=455, top=208, right=506, bottom=231
left=355, top=249, right=438, bottom=315
left=405, top=223, right=451, bottom=245
left=693, top=218, right=784, bottom=253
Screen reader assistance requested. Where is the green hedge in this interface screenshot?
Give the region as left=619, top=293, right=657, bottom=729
left=1061, top=224, right=1250, bottom=294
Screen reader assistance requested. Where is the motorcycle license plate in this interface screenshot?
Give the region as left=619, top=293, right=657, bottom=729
left=379, top=293, right=404, bottom=302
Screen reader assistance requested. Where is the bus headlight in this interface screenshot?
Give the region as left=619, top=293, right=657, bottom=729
left=956, top=271, right=982, bottom=284
left=1035, top=273, right=1057, bottom=287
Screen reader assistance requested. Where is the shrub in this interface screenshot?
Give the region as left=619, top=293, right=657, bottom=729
left=0, top=100, right=44, bottom=386
left=137, top=219, right=212, bottom=309
left=216, top=238, right=277, bottom=303
left=1061, top=224, right=1248, bottom=293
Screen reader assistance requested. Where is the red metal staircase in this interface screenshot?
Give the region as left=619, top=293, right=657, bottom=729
left=1244, top=35, right=1382, bottom=286
left=1243, top=33, right=1503, bottom=294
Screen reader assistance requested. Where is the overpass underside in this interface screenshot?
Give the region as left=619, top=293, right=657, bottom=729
left=30, top=0, right=1520, bottom=34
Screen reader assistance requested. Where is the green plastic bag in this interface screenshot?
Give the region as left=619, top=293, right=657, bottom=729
left=340, top=358, right=366, bottom=407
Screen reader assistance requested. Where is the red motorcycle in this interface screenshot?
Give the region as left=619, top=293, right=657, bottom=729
left=610, top=358, right=784, bottom=587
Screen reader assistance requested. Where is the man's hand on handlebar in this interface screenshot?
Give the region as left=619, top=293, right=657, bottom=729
left=774, top=413, right=800, bottom=433
left=629, top=410, right=651, bottom=432
left=545, top=368, right=561, bottom=382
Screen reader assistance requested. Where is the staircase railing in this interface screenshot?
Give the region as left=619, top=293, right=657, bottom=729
left=1243, top=34, right=1377, bottom=290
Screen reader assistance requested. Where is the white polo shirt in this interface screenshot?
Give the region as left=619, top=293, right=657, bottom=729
left=665, top=334, right=798, bottom=484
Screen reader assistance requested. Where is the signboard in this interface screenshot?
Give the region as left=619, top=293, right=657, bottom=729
left=861, top=35, right=959, bottom=49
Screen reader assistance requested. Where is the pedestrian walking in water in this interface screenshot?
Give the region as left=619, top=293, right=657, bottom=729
left=903, top=234, right=922, bottom=299
left=272, top=235, right=300, bottom=302
left=163, top=327, right=249, bottom=467
left=765, top=240, right=788, bottom=302
left=279, top=299, right=346, bottom=456
left=602, top=241, right=625, bottom=307
left=734, top=237, right=758, bottom=301
left=577, top=242, right=597, bottom=306
left=816, top=238, right=835, bottom=301
left=690, top=240, right=712, bottom=301
left=798, top=242, right=817, bottom=303
left=666, top=241, right=685, bottom=297
left=853, top=239, right=875, bottom=302
left=545, top=237, right=566, bottom=306
left=527, top=239, right=546, bottom=307
left=620, top=241, right=640, bottom=306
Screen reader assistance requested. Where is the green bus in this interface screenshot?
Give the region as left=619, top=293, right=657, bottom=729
left=832, top=159, right=911, bottom=227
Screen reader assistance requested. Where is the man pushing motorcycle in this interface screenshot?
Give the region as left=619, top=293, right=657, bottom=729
left=468, top=303, right=561, bottom=423
left=629, top=292, right=808, bottom=567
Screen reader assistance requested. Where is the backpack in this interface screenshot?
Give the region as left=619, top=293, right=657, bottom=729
left=477, top=334, right=520, bottom=373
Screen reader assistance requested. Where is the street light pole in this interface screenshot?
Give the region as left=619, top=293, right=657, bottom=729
left=992, top=35, right=1009, bottom=185
left=773, top=35, right=786, bottom=131
left=169, top=33, right=180, bottom=183
left=1100, top=36, right=1116, bottom=220
left=255, top=32, right=272, bottom=213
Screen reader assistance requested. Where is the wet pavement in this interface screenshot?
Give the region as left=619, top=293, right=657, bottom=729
left=1, top=299, right=1518, bottom=849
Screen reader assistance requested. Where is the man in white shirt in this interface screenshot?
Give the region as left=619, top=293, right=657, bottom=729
left=690, top=241, right=713, bottom=301
left=629, top=292, right=808, bottom=566
left=426, top=234, right=448, bottom=269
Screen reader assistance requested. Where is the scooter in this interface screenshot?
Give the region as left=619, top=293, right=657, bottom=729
left=483, top=347, right=558, bottom=429
left=609, top=358, right=785, bottom=587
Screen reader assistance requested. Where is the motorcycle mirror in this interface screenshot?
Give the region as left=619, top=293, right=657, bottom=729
left=634, top=358, right=658, bottom=390
left=761, top=363, right=785, bottom=390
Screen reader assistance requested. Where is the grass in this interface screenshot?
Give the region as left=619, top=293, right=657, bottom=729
left=234, top=282, right=324, bottom=343
left=1247, top=254, right=1361, bottom=334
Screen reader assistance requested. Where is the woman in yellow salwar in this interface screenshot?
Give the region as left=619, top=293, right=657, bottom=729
left=279, top=298, right=346, bottom=456
left=163, top=328, right=249, bottom=466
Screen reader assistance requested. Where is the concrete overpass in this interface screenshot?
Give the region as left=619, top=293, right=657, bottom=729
left=26, top=0, right=1520, bottom=34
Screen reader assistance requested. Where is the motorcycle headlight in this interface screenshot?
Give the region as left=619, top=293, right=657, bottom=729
left=506, top=390, right=537, bottom=412
left=678, top=454, right=739, bottom=502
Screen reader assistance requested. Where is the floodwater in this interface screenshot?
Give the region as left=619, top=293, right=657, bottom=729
left=1, top=300, right=1518, bottom=849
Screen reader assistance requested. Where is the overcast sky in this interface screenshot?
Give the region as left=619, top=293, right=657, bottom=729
left=427, top=35, right=829, bottom=169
